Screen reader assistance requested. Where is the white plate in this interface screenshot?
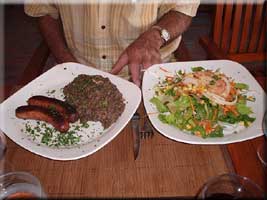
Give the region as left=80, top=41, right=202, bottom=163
left=142, top=60, right=266, bottom=144
left=0, top=62, right=141, bottom=160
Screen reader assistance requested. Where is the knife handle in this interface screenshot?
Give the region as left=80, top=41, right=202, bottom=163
left=131, top=113, right=141, bottom=129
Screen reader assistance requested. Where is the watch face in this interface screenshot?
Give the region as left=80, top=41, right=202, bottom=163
left=161, top=29, right=170, bottom=42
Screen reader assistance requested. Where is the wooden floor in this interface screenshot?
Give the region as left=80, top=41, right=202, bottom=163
left=3, top=5, right=266, bottom=86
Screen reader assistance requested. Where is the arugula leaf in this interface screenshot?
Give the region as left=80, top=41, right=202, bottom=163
left=219, top=112, right=255, bottom=126
left=239, top=115, right=255, bottom=127
left=192, top=125, right=206, bottom=138
left=219, top=112, right=239, bottom=124
left=194, top=103, right=206, bottom=120
left=208, top=126, right=223, bottom=137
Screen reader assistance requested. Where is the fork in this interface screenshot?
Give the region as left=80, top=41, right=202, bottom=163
left=140, top=117, right=154, bottom=139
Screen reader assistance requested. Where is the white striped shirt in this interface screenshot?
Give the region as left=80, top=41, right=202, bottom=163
left=25, top=1, right=200, bottom=79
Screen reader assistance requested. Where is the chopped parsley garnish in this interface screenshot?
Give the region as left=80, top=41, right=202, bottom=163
left=23, top=121, right=91, bottom=147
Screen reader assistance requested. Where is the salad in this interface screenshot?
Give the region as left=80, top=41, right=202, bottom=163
left=150, top=66, right=256, bottom=138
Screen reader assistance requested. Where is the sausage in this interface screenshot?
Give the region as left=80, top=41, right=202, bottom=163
left=27, top=95, right=79, bottom=123
left=15, top=105, right=69, bottom=133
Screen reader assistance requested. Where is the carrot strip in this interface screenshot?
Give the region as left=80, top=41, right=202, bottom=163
left=160, top=67, right=170, bottom=73
left=147, top=112, right=159, bottom=115
left=212, top=108, right=218, bottom=121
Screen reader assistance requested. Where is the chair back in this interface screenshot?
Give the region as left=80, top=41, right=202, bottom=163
left=212, top=0, right=266, bottom=62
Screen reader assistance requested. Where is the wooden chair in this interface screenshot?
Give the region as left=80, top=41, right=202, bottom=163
left=199, top=1, right=266, bottom=63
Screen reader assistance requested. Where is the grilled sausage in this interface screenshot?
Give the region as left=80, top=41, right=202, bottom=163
left=27, top=95, right=79, bottom=123
left=15, top=105, right=69, bottom=133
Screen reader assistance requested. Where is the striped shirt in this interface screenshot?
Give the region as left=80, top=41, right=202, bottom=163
left=25, top=0, right=200, bottom=79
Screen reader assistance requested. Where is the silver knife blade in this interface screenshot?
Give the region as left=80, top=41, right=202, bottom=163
left=131, top=112, right=141, bottom=160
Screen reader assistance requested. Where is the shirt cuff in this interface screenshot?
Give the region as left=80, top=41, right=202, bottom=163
left=24, top=1, right=59, bottom=19
left=158, top=0, right=200, bottom=18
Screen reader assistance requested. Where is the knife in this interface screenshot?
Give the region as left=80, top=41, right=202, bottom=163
left=131, top=112, right=141, bottom=160
left=262, top=110, right=267, bottom=138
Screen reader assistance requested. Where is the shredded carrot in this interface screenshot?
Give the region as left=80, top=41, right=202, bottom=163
left=226, top=84, right=237, bottom=101
left=166, top=75, right=174, bottom=79
left=159, top=67, right=170, bottom=73
left=199, top=120, right=212, bottom=134
left=212, top=108, right=218, bottom=121
left=188, top=96, right=195, bottom=113
left=223, top=105, right=238, bottom=116
left=166, top=76, right=174, bottom=84
left=147, top=112, right=159, bottom=115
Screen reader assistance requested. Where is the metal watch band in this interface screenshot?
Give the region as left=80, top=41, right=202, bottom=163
left=151, top=25, right=171, bottom=44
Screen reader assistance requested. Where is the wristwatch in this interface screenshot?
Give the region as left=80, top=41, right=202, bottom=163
left=152, top=25, right=171, bottom=44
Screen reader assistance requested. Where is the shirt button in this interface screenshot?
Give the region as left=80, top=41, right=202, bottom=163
left=102, top=55, right=106, bottom=59
left=101, top=25, right=106, bottom=29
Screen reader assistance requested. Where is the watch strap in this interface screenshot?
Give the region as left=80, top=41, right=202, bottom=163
left=151, top=25, right=171, bottom=44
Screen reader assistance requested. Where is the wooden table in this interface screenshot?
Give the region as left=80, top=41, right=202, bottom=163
left=1, top=69, right=266, bottom=198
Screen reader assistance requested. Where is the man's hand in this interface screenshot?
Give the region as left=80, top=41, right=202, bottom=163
left=111, top=29, right=163, bottom=87
left=111, top=11, right=192, bottom=87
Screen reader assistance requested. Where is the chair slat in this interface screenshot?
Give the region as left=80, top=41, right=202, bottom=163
left=200, top=1, right=266, bottom=63
left=228, top=52, right=265, bottom=62
left=257, top=16, right=266, bottom=52
left=239, top=3, right=253, bottom=53
left=221, top=2, right=233, bottom=51
left=229, top=4, right=243, bottom=53
left=213, top=2, right=224, bottom=47
left=248, top=4, right=264, bottom=52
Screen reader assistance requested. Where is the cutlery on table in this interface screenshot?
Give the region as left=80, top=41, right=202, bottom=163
left=131, top=112, right=141, bottom=160
left=141, top=117, right=154, bottom=139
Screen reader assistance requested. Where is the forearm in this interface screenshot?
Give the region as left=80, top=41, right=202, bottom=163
left=38, top=15, right=77, bottom=63
left=149, top=10, right=192, bottom=47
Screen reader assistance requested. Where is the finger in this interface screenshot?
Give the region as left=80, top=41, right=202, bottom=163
left=142, top=54, right=152, bottom=69
left=129, top=63, right=141, bottom=87
left=151, top=49, right=162, bottom=65
left=151, top=55, right=162, bottom=65
left=110, top=53, right=128, bottom=75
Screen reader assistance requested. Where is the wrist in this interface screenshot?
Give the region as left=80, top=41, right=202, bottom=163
left=151, top=25, right=171, bottom=46
left=143, top=28, right=164, bottom=49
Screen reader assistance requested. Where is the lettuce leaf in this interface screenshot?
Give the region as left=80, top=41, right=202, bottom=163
left=150, top=97, right=168, bottom=113
left=235, top=83, right=249, bottom=90
left=236, top=103, right=253, bottom=115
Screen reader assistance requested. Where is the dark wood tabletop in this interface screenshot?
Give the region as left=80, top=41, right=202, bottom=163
left=1, top=64, right=266, bottom=198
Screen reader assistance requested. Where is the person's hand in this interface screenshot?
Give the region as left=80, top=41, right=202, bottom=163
left=111, top=29, right=163, bottom=87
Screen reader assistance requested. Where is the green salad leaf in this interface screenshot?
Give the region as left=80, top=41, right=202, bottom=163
left=235, top=83, right=249, bottom=90
left=150, top=97, right=168, bottom=113
left=236, top=103, right=253, bottom=115
left=191, top=66, right=205, bottom=72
